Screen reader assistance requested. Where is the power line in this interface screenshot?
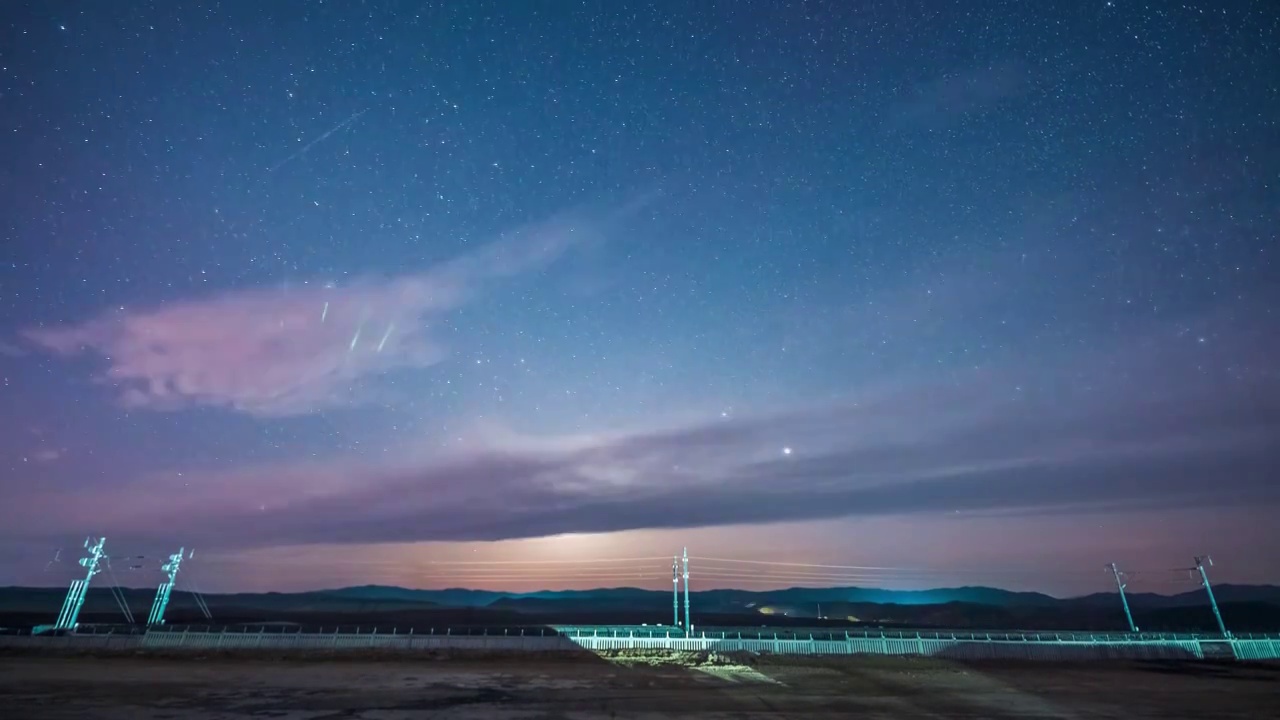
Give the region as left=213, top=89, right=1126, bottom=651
left=346, top=572, right=667, bottom=581
left=160, top=556, right=1197, bottom=594
left=695, top=564, right=1027, bottom=578
left=417, top=556, right=673, bottom=566
left=103, top=562, right=136, bottom=625
left=192, top=553, right=1127, bottom=581
left=332, top=566, right=672, bottom=581
left=691, top=567, right=1202, bottom=590
left=182, top=567, right=214, bottom=622
left=38, top=546, right=1198, bottom=582
left=350, top=571, right=665, bottom=584
left=691, top=556, right=1188, bottom=578
left=198, top=555, right=672, bottom=568
left=694, top=565, right=1069, bottom=583
left=58, top=546, right=1232, bottom=598
left=691, top=557, right=909, bottom=572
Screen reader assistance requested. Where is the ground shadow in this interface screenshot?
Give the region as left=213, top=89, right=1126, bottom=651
left=1132, top=659, right=1280, bottom=682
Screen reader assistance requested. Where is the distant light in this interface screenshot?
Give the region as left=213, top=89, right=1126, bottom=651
left=782, top=447, right=792, bottom=456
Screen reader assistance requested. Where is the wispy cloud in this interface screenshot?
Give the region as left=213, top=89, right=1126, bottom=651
left=21, top=212, right=599, bottom=417
left=888, top=61, right=1029, bottom=129
left=28, top=448, right=62, bottom=463
left=8, top=325, right=1277, bottom=550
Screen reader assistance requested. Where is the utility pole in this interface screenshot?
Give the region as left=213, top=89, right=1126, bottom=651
left=147, top=547, right=186, bottom=626
left=681, top=547, right=691, bottom=636
left=54, top=537, right=106, bottom=631
left=1194, top=555, right=1229, bottom=637
left=1106, top=563, right=1138, bottom=633
left=671, top=556, right=679, bottom=628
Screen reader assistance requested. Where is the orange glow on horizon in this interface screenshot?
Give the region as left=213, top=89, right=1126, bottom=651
left=180, top=507, right=1280, bottom=596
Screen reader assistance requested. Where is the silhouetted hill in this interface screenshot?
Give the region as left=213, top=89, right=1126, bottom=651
left=1070, top=584, right=1280, bottom=609
left=318, top=585, right=505, bottom=607
left=321, top=585, right=1062, bottom=609
left=3, top=583, right=1277, bottom=632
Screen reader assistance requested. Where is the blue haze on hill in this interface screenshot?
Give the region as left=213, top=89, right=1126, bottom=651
left=317, top=584, right=1280, bottom=609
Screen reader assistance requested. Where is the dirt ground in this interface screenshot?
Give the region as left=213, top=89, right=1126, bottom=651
left=1, top=651, right=1277, bottom=719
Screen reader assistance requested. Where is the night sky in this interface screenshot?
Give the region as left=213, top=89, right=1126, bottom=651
left=2, top=1, right=1277, bottom=597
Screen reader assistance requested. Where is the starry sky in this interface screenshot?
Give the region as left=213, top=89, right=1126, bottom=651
left=1, top=0, right=1278, bottom=597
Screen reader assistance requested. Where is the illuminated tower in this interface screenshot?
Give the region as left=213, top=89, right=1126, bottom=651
left=54, top=537, right=106, bottom=631
left=146, top=547, right=187, bottom=626
left=672, top=556, right=680, bottom=627
left=681, top=547, right=691, bottom=636
left=1106, top=563, right=1138, bottom=633
left=1194, top=555, right=1229, bottom=637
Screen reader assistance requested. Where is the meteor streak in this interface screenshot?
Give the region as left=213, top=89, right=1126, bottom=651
left=321, top=301, right=329, bottom=322
left=268, top=109, right=368, bottom=173
left=349, top=322, right=363, bottom=352
left=376, top=323, right=395, bottom=353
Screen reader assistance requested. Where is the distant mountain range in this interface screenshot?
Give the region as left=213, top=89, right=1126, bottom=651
left=3, top=583, right=1277, bottom=633
left=315, top=583, right=1280, bottom=610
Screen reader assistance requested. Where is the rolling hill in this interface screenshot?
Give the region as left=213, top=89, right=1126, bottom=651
left=2, top=583, right=1277, bottom=633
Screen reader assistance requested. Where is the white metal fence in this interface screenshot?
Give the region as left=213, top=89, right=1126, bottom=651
left=3, top=628, right=1279, bottom=661
left=1231, top=639, right=1280, bottom=661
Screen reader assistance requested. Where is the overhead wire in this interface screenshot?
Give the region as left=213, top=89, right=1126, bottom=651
left=413, top=556, right=674, bottom=566
left=182, top=568, right=215, bottom=621
left=102, top=559, right=137, bottom=625
left=96, top=550, right=1213, bottom=595
left=25, top=542, right=1194, bottom=579
left=689, top=556, right=1191, bottom=578
left=197, top=554, right=674, bottom=568
left=694, top=562, right=1023, bottom=577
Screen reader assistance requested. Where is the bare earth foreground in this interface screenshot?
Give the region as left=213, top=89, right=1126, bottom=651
left=1, top=651, right=1277, bottom=719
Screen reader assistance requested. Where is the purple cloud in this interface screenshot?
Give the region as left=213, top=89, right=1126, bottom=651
left=6, top=324, right=1277, bottom=551
left=21, top=213, right=595, bottom=417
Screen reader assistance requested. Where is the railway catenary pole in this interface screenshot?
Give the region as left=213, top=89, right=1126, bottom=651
left=147, top=547, right=186, bottom=626
left=1106, top=563, right=1139, bottom=633
left=1194, top=555, right=1230, bottom=638
left=681, top=547, right=691, bottom=636
left=672, top=556, right=680, bottom=627
left=54, top=537, right=107, bottom=631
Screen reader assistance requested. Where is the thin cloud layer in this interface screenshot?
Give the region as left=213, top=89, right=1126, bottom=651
left=22, top=214, right=594, bottom=417
left=889, top=61, right=1029, bottom=129
left=8, top=327, right=1277, bottom=550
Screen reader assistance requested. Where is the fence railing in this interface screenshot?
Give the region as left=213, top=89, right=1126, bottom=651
left=63, top=624, right=1280, bottom=643
left=5, top=628, right=1280, bottom=661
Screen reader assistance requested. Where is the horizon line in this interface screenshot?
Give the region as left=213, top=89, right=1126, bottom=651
left=2, top=581, right=1264, bottom=601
